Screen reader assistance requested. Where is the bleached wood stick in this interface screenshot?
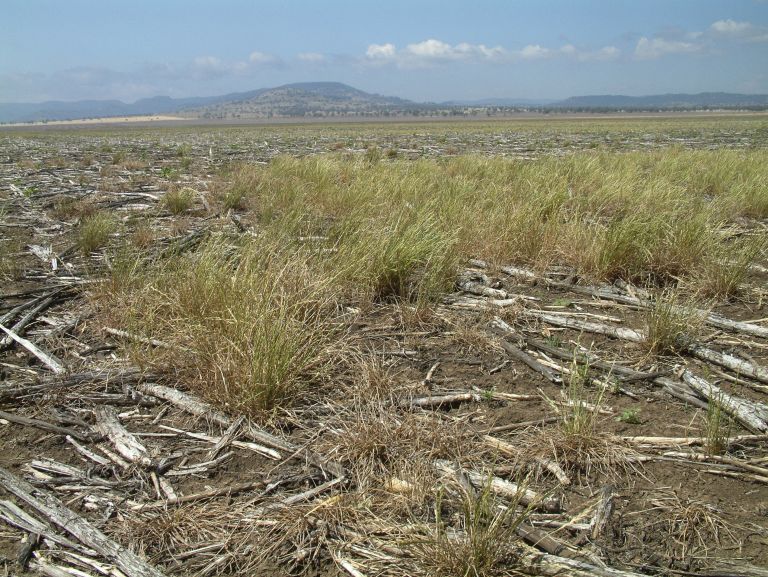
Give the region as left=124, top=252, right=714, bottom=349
left=520, top=551, right=650, bottom=577
left=497, top=339, right=562, bottom=384
left=138, top=383, right=343, bottom=476
left=130, top=480, right=264, bottom=511
left=433, top=459, right=560, bottom=512
left=0, top=295, right=56, bottom=347
left=679, top=369, right=768, bottom=432
left=483, top=435, right=571, bottom=485
left=705, top=312, right=768, bottom=340
left=0, top=410, right=90, bottom=442
left=65, top=436, right=111, bottom=467
left=407, top=392, right=480, bottom=408
left=0, top=322, right=65, bottom=374
left=687, top=344, right=768, bottom=385
left=0, top=466, right=167, bottom=577
left=621, top=433, right=768, bottom=447
left=662, top=451, right=768, bottom=477
left=103, top=327, right=182, bottom=350
left=502, top=267, right=768, bottom=340
left=204, top=415, right=244, bottom=461
left=93, top=406, right=152, bottom=466
left=590, top=485, right=614, bottom=539
left=457, top=279, right=507, bottom=299
left=0, top=500, right=95, bottom=555
left=524, top=312, right=646, bottom=342
left=527, top=310, right=768, bottom=389
left=158, top=425, right=281, bottom=460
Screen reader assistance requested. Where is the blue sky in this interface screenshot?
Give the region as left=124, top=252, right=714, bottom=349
left=2, top=0, right=767, bottom=103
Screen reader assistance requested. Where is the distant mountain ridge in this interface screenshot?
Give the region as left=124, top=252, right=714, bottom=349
left=1, top=84, right=767, bottom=123
left=555, top=92, right=768, bottom=109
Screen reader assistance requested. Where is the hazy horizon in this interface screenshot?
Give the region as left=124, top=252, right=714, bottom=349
left=2, top=0, right=767, bottom=104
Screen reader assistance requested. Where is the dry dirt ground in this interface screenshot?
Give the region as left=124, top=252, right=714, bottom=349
left=0, top=123, right=767, bottom=577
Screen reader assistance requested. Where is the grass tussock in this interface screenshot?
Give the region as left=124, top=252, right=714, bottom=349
left=515, top=360, right=638, bottom=480
left=114, top=501, right=262, bottom=575
left=319, top=400, right=474, bottom=499
left=77, top=211, right=117, bottom=254
left=0, top=235, right=22, bottom=281
left=162, top=186, right=196, bottom=214
left=104, top=236, right=344, bottom=416
left=645, top=290, right=705, bottom=355
left=104, top=149, right=766, bottom=417
left=219, top=150, right=766, bottom=292
left=694, top=235, right=767, bottom=299
left=703, top=392, right=732, bottom=456
left=51, top=197, right=97, bottom=221
left=408, top=478, right=532, bottom=577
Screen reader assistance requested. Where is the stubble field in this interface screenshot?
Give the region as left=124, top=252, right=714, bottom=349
left=1, top=115, right=767, bottom=577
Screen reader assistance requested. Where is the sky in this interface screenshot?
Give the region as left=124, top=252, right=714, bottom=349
left=1, top=0, right=767, bottom=103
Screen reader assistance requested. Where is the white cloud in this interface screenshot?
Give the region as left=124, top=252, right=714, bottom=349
left=404, top=39, right=456, bottom=58
left=297, top=52, right=326, bottom=63
left=634, top=18, right=768, bottom=60
left=248, top=51, right=279, bottom=65
left=366, top=43, right=396, bottom=59
left=192, top=54, right=271, bottom=78
left=584, top=45, right=621, bottom=61
left=519, top=44, right=551, bottom=60
left=194, top=56, right=224, bottom=70
left=558, top=44, right=620, bottom=61
left=191, top=56, right=233, bottom=78
left=403, top=39, right=506, bottom=61
left=366, top=39, right=506, bottom=67
left=710, top=19, right=768, bottom=42
left=634, top=37, right=701, bottom=59
left=711, top=19, right=752, bottom=34
left=364, top=38, right=620, bottom=67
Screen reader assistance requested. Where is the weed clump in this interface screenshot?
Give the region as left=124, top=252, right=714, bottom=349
left=163, top=186, right=195, bottom=215
left=77, top=212, right=117, bottom=254
left=105, top=237, right=342, bottom=416
left=410, top=479, right=533, bottom=577
left=645, top=291, right=704, bottom=355
left=694, top=237, right=766, bottom=300
left=703, top=393, right=732, bottom=456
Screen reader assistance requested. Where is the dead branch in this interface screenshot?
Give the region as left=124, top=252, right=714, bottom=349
left=0, top=466, right=167, bottom=577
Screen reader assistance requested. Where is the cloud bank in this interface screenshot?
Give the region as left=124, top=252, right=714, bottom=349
left=634, top=18, right=768, bottom=59
left=364, top=38, right=620, bottom=67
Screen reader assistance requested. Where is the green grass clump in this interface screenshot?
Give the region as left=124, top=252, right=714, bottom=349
left=694, top=236, right=766, bottom=299
left=105, top=237, right=342, bottom=416
left=102, top=146, right=767, bottom=418
left=334, top=211, right=459, bottom=304
left=412, top=479, right=533, bottom=577
left=77, top=212, right=117, bottom=254
left=560, top=360, right=603, bottom=438
left=219, top=149, right=766, bottom=293
left=703, top=393, right=732, bottom=456
left=617, top=408, right=642, bottom=425
left=163, top=187, right=195, bottom=215
left=645, top=291, right=704, bottom=355
left=0, top=235, right=22, bottom=280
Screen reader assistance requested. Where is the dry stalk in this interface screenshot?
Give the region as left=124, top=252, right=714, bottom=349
left=642, top=490, right=742, bottom=561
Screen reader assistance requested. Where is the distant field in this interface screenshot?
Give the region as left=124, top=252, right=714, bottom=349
left=1, top=115, right=767, bottom=577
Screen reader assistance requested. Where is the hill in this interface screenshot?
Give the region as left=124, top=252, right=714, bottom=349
left=185, top=82, right=419, bottom=119
left=0, top=83, right=421, bottom=123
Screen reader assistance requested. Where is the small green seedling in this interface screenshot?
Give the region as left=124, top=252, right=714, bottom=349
left=616, top=408, right=641, bottom=424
